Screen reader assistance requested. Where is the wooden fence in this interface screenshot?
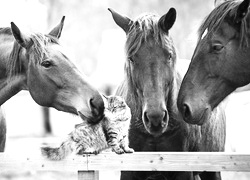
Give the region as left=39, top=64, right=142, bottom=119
left=1, top=152, right=250, bottom=180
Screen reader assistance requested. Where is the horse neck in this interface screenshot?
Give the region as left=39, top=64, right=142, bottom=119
left=0, top=34, right=27, bottom=105
left=167, top=69, right=182, bottom=118
left=0, top=75, right=26, bottom=105
left=116, top=78, right=142, bottom=119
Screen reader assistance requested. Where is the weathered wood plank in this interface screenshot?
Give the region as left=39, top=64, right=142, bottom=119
left=0, top=153, right=88, bottom=172
left=78, top=171, right=99, bottom=180
left=86, top=152, right=250, bottom=172
left=1, top=152, right=250, bottom=172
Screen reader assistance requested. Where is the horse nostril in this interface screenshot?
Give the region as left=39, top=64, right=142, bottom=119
left=89, top=96, right=105, bottom=120
left=144, top=112, right=149, bottom=125
left=182, top=103, right=192, bottom=121
left=163, top=110, right=168, bottom=123
left=90, top=98, right=97, bottom=115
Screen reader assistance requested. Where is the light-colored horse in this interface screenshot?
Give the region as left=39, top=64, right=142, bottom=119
left=0, top=17, right=105, bottom=151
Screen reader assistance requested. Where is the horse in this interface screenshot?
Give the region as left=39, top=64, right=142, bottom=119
left=109, top=8, right=226, bottom=180
left=0, top=17, right=105, bottom=152
left=0, top=109, right=6, bottom=152
left=177, top=0, right=250, bottom=125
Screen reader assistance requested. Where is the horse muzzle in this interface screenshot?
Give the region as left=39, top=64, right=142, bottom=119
left=78, top=95, right=105, bottom=124
left=177, top=96, right=212, bottom=125
left=142, top=108, right=169, bottom=137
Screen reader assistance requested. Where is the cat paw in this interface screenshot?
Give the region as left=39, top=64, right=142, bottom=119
left=123, top=147, right=134, bottom=153
left=112, top=146, right=125, bottom=154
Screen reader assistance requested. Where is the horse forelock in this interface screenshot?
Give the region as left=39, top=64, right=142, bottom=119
left=30, top=33, right=60, bottom=63
left=30, top=33, right=49, bottom=63
left=125, top=13, right=175, bottom=59
left=7, top=32, right=60, bottom=81
left=199, top=0, right=248, bottom=47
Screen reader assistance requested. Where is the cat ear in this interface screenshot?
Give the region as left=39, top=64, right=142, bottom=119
left=102, top=94, right=108, bottom=99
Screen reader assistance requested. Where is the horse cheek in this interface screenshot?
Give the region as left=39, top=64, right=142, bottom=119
left=27, top=67, right=55, bottom=107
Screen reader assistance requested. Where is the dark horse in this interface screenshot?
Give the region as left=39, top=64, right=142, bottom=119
left=178, top=0, right=250, bottom=125
left=109, top=8, right=226, bottom=180
left=0, top=17, right=105, bottom=152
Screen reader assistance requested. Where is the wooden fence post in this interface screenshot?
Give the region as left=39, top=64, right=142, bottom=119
left=78, top=171, right=99, bottom=180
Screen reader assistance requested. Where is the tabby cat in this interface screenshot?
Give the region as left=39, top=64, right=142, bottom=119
left=41, top=95, right=134, bottom=160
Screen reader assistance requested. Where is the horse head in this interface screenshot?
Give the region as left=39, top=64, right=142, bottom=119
left=177, top=0, right=250, bottom=125
left=110, top=8, right=178, bottom=136
left=10, top=17, right=104, bottom=123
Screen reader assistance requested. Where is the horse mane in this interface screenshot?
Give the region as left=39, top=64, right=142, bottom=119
left=0, top=27, right=12, bottom=35
left=126, top=13, right=175, bottom=58
left=198, top=0, right=248, bottom=47
left=7, top=31, right=59, bottom=81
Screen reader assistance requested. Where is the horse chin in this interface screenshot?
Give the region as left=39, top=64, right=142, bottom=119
left=144, top=122, right=168, bottom=137
left=184, top=107, right=212, bottom=126
left=78, top=111, right=104, bottom=124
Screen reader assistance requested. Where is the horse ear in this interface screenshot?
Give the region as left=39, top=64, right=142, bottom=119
left=11, top=22, right=32, bottom=49
left=214, top=0, right=227, bottom=7
left=48, top=16, right=65, bottom=39
left=158, top=8, right=176, bottom=33
left=235, top=0, right=250, bottom=23
left=108, top=8, right=133, bottom=34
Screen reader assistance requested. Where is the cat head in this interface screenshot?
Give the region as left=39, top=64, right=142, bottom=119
left=102, top=95, right=127, bottom=111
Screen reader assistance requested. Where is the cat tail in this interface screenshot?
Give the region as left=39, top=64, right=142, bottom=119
left=41, top=140, right=74, bottom=160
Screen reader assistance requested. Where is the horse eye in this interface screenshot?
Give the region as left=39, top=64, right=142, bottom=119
left=128, top=57, right=134, bottom=63
left=212, top=44, right=224, bottom=52
left=41, top=60, right=52, bottom=68
left=168, top=54, right=172, bottom=60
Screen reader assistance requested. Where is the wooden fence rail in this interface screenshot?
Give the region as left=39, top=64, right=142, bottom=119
left=1, top=152, right=250, bottom=180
